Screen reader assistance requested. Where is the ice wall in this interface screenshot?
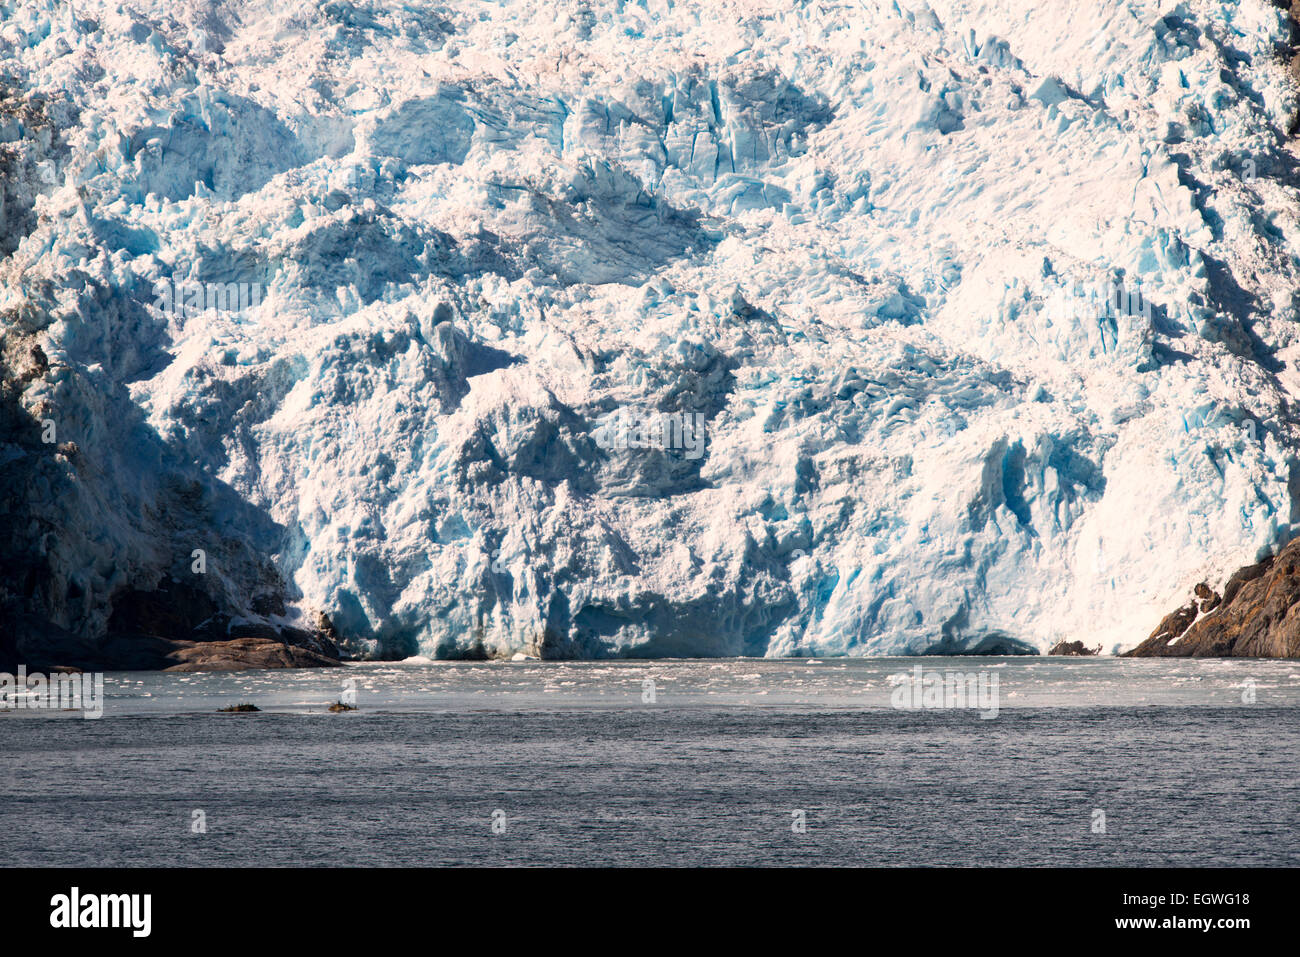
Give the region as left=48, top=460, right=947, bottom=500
left=3, top=0, right=1300, bottom=658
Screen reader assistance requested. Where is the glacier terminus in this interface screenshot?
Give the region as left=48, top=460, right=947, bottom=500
left=4, top=0, right=1300, bottom=663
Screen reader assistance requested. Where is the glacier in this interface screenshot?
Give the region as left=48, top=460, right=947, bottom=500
left=4, top=0, right=1300, bottom=660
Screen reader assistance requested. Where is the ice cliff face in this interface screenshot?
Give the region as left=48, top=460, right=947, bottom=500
left=4, top=0, right=1300, bottom=660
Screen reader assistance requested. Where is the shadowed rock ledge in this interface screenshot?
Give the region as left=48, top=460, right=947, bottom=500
left=1125, top=538, right=1300, bottom=658
left=1, top=578, right=344, bottom=673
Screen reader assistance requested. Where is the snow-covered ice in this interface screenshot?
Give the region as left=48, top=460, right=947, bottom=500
left=4, top=0, right=1300, bottom=658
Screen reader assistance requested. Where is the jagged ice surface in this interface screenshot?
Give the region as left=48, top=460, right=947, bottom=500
left=4, top=0, right=1300, bottom=658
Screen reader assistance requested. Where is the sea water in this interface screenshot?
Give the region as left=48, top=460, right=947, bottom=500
left=1, top=658, right=1296, bottom=865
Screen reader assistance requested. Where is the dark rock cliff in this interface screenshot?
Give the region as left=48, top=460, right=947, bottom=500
left=1126, top=539, right=1300, bottom=658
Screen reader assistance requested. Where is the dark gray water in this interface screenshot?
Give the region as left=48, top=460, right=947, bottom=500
left=2, top=703, right=1296, bottom=866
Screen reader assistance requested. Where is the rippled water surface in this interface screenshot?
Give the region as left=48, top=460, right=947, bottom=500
left=2, top=658, right=1297, bottom=865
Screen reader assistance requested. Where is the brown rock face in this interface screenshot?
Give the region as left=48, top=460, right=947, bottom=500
left=152, top=637, right=341, bottom=672
left=1126, top=539, right=1300, bottom=657
left=1048, top=640, right=1099, bottom=656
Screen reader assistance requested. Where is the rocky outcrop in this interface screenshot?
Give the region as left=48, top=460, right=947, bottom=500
left=1126, top=541, right=1300, bottom=657
left=1048, top=640, right=1099, bottom=656
left=149, top=636, right=341, bottom=672
left=2, top=618, right=342, bottom=672
left=1, top=578, right=343, bottom=672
